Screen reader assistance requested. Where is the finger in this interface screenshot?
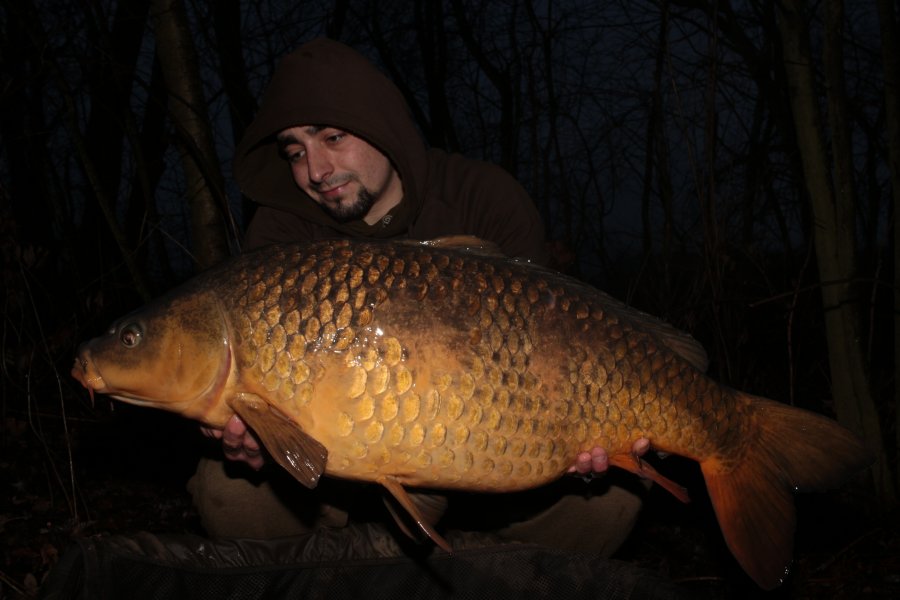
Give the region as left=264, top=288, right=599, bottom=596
left=244, top=452, right=265, bottom=471
left=568, top=451, right=593, bottom=474
left=224, top=414, right=248, bottom=437
left=222, top=441, right=243, bottom=457
left=221, top=416, right=246, bottom=447
left=590, top=447, right=609, bottom=473
left=243, top=435, right=261, bottom=453
left=632, top=437, right=651, bottom=456
left=239, top=425, right=263, bottom=453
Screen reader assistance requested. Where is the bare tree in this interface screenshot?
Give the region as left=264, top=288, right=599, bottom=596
left=151, top=0, right=230, bottom=270
left=775, top=0, right=891, bottom=502
left=876, top=0, right=900, bottom=491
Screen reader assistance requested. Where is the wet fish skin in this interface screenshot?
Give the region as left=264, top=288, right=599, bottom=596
left=71, top=237, right=873, bottom=590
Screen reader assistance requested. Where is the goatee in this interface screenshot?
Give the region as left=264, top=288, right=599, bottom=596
left=323, top=187, right=376, bottom=223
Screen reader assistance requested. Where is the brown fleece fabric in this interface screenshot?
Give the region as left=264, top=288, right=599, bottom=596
left=233, top=37, right=548, bottom=264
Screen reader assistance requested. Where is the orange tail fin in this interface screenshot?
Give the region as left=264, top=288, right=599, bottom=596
left=700, top=394, right=873, bottom=590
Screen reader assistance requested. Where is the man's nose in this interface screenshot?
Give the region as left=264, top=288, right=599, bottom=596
left=306, top=148, right=333, bottom=183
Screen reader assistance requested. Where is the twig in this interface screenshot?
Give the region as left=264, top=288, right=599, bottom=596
left=0, top=568, right=30, bottom=597
left=748, top=276, right=896, bottom=308
left=811, top=527, right=882, bottom=575
left=19, top=258, right=80, bottom=522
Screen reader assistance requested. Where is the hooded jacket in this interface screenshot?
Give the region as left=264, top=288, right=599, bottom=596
left=233, top=38, right=548, bottom=265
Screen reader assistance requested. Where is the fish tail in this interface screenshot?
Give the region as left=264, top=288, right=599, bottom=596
left=700, top=393, right=873, bottom=590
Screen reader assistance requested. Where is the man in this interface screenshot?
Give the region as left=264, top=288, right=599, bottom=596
left=188, top=38, right=648, bottom=556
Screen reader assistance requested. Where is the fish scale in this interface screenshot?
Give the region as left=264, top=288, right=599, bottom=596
left=72, top=237, right=873, bottom=590
left=223, top=241, right=712, bottom=489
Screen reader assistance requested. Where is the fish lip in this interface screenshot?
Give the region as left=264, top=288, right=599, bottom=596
left=70, top=355, right=168, bottom=407
left=71, top=353, right=107, bottom=391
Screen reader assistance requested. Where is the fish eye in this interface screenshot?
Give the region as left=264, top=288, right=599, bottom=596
left=119, top=323, right=143, bottom=348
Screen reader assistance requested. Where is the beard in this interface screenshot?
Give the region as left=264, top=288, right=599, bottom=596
left=324, top=187, right=376, bottom=222
left=316, top=183, right=376, bottom=223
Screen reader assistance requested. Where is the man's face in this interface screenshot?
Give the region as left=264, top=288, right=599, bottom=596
left=276, top=126, right=402, bottom=224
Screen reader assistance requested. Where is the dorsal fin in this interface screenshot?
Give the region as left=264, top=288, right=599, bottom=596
left=417, top=235, right=505, bottom=257
left=584, top=287, right=710, bottom=372
left=631, top=312, right=709, bottom=372
left=413, top=235, right=709, bottom=371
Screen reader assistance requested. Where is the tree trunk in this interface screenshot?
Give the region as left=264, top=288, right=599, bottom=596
left=210, top=0, right=257, bottom=143
left=775, top=0, right=890, bottom=502
left=876, top=0, right=900, bottom=496
left=151, top=0, right=230, bottom=270
left=450, top=0, right=517, bottom=172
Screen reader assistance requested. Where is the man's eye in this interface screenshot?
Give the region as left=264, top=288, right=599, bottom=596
left=287, top=149, right=306, bottom=163
left=326, top=132, right=345, bottom=143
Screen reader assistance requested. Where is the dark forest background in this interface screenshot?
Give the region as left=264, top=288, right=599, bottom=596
left=2, top=0, right=899, bottom=598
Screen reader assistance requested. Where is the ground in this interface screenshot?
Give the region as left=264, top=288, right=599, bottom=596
left=1, top=404, right=897, bottom=599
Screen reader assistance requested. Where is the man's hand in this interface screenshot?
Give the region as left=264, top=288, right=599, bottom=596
left=201, top=415, right=265, bottom=471
left=567, top=438, right=651, bottom=476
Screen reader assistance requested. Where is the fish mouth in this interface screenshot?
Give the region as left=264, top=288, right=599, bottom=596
left=71, top=352, right=107, bottom=405
left=70, top=354, right=162, bottom=408
left=71, top=353, right=107, bottom=392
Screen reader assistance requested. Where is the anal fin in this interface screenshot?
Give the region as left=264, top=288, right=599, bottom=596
left=379, top=476, right=452, bottom=553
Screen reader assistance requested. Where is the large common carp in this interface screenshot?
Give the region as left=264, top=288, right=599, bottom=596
left=72, top=237, right=871, bottom=590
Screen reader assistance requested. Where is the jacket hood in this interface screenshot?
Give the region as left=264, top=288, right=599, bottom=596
left=233, top=38, right=427, bottom=236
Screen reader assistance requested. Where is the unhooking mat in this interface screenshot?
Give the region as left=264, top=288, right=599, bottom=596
left=39, top=524, right=688, bottom=600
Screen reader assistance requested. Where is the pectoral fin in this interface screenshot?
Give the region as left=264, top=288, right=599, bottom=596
left=231, top=394, right=327, bottom=489
left=379, top=476, right=452, bottom=553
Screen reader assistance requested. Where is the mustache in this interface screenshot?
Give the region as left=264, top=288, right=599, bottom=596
left=310, top=174, right=354, bottom=191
